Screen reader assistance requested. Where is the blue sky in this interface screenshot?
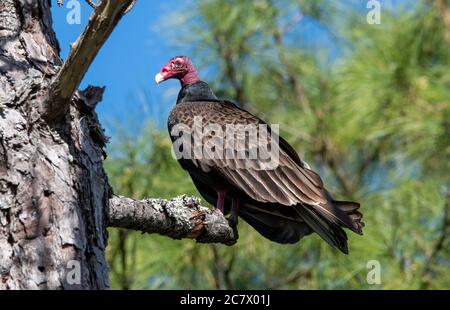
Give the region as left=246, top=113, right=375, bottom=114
left=50, top=0, right=339, bottom=137
left=50, top=0, right=411, bottom=140
left=51, top=1, right=190, bottom=136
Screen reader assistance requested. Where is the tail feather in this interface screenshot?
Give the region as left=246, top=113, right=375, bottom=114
left=307, top=200, right=363, bottom=235
left=294, top=205, right=349, bottom=254
left=238, top=200, right=363, bottom=254
left=334, top=201, right=360, bottom=213
left=331, top=200, right=364, bottom=234
left=239, top=204, right=312, bottom=244
left=187, top=171, right=363, bottom=253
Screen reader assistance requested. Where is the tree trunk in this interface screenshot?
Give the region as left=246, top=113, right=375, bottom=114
left=0, top=0, right=235, bottom=290
left=0, top=0, right=110, bottom=289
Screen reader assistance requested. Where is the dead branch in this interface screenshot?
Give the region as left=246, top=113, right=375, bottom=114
left=45, top=0, right=136, bottom=121
left=108, top=195, right=238, bottom=245
left=421, top=191, right=450, bottom=288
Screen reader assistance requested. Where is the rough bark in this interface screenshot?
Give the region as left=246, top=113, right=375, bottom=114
left=0, top=0, right=111, bottom=288
left=0, top=0, right=235, bottom=290
left=109, top=195, right=237, bottom=245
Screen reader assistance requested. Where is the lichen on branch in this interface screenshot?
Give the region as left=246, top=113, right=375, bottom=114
left=108, top=195, right=238, bottom=245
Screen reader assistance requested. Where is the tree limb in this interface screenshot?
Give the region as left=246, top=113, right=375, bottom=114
left=267, top=1, right=313, bottom=116
left=45, top=0, right=136, bottom=121
left=108, top=195, right=238, bottom=245
left=421, top=191, right=450, bottom=288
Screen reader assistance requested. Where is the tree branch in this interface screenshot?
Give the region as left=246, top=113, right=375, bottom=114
left=45, top=0, right=136, bottom=121
left=108, top=195, right=238, bottom=245
left=421, top=191, right=450, bottom=288
left=267, top=1, right=314, bottom=116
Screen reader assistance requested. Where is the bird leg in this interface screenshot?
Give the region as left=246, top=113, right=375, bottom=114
left=229, top=197, right=239, bottom=228
left=216, top=190, right=227, bottom=214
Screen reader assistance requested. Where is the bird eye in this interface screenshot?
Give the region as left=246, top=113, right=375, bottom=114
left=172, top=61, right=183, bottom=69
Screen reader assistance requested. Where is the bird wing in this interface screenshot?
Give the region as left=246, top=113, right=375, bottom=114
left=179, top=100, right=329, bottom=206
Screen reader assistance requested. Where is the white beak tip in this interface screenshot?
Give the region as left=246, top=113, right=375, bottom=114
left=155, top=73, right=164, bottom=84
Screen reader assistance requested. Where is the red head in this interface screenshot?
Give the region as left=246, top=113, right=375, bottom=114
left=155, top=56, right=200, bottom=86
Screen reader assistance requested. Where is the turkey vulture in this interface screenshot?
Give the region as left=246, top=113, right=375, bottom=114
left=155, top=56, right=363, bottom=254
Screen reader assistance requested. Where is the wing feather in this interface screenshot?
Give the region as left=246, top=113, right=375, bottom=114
left=174, top=100, right=330, bottom=207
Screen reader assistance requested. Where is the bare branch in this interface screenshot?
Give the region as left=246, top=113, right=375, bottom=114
left=421, top=191, right=450, bottom=288
left=282, top=12, right=303, bottom=36
left=74, top=85, right=105, bottom=113
left=108, top=195, right=238, bottom=245
left=318, top=140, right=355, bottom=197
left=45, top=0, right=136, bottom=121
left=267, top=1, right=314, bottom=116
left=212, top=33, right=247, bottom=107
left=86, top=0, right=98, bottom=9
left=429, top=0, right=450, bottom=41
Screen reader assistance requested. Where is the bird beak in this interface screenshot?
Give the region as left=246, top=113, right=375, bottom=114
left=155, top=73, right=165, bottom=85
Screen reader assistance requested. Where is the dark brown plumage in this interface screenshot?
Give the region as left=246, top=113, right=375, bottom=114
left=156, top=56, right=364, bottom=254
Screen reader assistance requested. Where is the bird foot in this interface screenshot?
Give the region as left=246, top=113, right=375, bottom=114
left=227, top=213, right=238, bottom=229
left=227, top=197, right=239, bottom=231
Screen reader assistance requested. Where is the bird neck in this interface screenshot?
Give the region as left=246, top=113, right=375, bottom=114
left=176, top=81, right=218, bottom=104
left=180, top=68, right=200, bottom=86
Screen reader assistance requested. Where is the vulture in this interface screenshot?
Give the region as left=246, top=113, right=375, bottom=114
left=155, top=56, right=363, bottom=254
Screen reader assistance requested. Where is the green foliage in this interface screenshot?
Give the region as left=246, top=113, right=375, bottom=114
left=105, top=0, right=449, bottom=289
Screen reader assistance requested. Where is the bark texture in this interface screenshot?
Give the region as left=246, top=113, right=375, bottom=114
left=109, top=195, right=237, bottom=245
left=0, top=0, right=111, bottom=289
left=0, top=0, right=130, bottom=289
left=0, top=0, right=236, bottom=290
